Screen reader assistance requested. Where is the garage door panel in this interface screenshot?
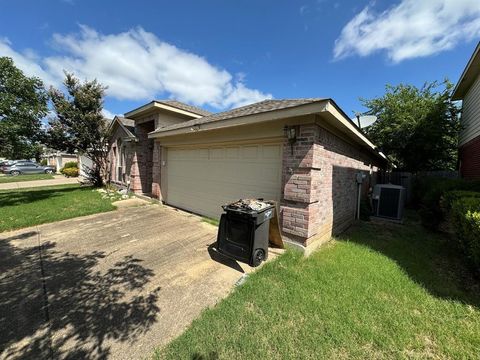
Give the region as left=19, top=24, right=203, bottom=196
left=167, top=143, right=282, bottom=219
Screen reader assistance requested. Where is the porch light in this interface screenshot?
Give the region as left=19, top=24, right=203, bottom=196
left=284, top=125, right=297, bottom=155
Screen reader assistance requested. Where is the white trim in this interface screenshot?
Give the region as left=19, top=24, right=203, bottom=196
left=124, top=101, right=204, bottom=119
left=452, top=42, right=480, bottom=100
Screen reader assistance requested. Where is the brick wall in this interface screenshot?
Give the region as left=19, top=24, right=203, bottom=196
left=460, top=134, right=480, bottom=180
left=151, top=141, right=162, bottom=199
left=281, top=123, right=379, bottom=247
left=131, top=121, right=155, bottom=194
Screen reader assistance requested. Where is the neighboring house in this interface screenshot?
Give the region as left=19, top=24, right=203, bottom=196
left=108, top=98, right=387, bottom=252
left=43, top=151, right=78, bottom=172
left=452, top=42, right=480, bottom=180
left=42, top=150, right=95, bottom=177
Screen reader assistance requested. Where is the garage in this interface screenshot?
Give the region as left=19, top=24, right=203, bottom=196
left=165, top=142, right=283, bottom=218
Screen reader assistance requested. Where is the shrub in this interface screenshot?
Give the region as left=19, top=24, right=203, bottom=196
left=40, top=159, right=47, bottom=166
left=63, top=161, right=78, bottom=169
left=61, top=167, right=79, bottom=177
left=450, top=195, right=480, bottom=272
left=414, top=177, right=480, bottom=229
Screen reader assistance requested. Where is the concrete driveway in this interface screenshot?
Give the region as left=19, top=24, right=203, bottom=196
left=0, top=205, right=280, bottom=359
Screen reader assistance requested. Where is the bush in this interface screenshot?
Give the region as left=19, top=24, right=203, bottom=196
left=40, top=159, right=47, bottom=166
left=63, top=161, right=78, bottom=169
left=61, top=167, right=79, bottom=177
left=414, top=177, right=480, bottom=229
left=450, top=195, right=480, bottom=272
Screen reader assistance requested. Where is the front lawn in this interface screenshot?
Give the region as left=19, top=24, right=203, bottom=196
left=0, top=173, right=55, bottom=183
left=0, top=184, right=117, bottom=232
left=157, top=214, right=480, bottom=359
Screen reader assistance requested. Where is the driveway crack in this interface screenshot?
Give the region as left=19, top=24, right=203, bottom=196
left=36, top=227, right=54, bottom=360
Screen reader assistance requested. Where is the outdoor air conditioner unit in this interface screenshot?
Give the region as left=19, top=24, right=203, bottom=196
left=372, top=184, right=406, bottom=221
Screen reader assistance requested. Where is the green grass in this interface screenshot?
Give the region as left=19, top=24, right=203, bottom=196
left=157, top=213, right=480, bottom=359
left=0, top=173, right=55, bottom=183
left=201, top=216, right=220, bottom=226
left=0, top=184, right=117, bottom=232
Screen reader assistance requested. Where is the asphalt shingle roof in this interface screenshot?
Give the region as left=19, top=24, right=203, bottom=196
left=151, top=98, right=326, bottom=134
left=116, top=116, right=135, bottom=128
left=155, top=100, right=212, bottom=117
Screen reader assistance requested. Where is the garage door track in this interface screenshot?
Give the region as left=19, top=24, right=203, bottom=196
left=0, top=205, right=259, bottom=359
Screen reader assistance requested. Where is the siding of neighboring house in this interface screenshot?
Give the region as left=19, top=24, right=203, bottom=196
left=459, top=75, right=480, bottom=179
left=460, top=75, right=480, bottom=146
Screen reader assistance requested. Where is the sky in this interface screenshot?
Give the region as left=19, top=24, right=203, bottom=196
left=1, top=0, right=479, bottom=120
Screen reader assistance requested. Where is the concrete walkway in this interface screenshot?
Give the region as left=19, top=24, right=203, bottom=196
left=0, top=205, right=283, bottom=359
left=0, top=175, right=80, bottom=190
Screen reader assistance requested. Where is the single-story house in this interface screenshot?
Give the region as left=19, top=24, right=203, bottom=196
left=108, top=98, right=387, bottom=252
left=42, top=151, right=78, bottom=172
left=452, top=41, right=480, bottom=180
left=42, top=150, right=93, bottom=177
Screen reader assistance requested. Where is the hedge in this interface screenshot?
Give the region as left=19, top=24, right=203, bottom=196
left=61, top=167, right=79, bottom=177
left=414, top=177, right=480, bottom=229
left=450, top=194, right=480, bottom=272
left=63, top=161, right=78, bottom=169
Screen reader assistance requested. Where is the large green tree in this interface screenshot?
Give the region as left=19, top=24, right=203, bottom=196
left=47, top=73, right=109, bottom=186
left=361, top=81, right=460, bottom=172
left=0, top=57, right=48, bottom=160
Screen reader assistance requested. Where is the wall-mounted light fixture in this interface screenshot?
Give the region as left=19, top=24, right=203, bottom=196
left=284, top=125, right=297, bottom=155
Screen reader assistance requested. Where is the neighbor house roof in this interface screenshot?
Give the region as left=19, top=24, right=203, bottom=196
left=150, top=98, right=326, bottom=134
left=452, top=42, right=480, bottom=100
left=124, top=100, right=211, bottom=119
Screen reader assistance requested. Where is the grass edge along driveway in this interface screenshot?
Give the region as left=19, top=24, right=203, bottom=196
left=157, top=213, right=480, bottom=359
left=0, top=184, right=117, bottom=232
left=0, top=173, right=55, bottom=183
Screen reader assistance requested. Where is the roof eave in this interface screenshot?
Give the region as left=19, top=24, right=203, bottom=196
left=109, top=116, right=138, bottom=140
left=148, top=99, right=387, bottom=163
left=148, top=100, right=330, bottom=138
left=124, top=101, right=204, bottom=119
left=452, top=42, right=480, bottom=101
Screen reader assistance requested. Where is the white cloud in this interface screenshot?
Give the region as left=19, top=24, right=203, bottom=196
left=0, top=38, right=58, bottom=85
left=333, top=0, right=480, bottom=63
left=0, top=26, right=272, bottom=109
left=101, top=109, right=116, bottom=119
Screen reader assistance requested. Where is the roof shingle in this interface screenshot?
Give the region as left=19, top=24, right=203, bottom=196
left=155, top=100, right=212, bottom=117
left=151, top=98, right=326, bottom=133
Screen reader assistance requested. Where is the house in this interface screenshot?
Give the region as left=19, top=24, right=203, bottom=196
left=452, top=42, right=480, bottom=180
left=42, top=150, right=93, bottom=177
left=42, top=151, right=78, bottom=172
left=108, top=98, right=387, bottom=252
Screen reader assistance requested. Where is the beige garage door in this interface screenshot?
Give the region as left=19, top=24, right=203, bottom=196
left=166, top=143, right=282, bottom=219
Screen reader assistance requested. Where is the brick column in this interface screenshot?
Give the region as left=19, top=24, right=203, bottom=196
left=151, top=141, right=161, bottom=199
left=130, top=151, right=141, bottom=193
left=281, top=124, right=321, bottom=246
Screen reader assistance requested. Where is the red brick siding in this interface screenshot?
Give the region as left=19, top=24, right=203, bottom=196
left=460, top=135, right=480, bottom=180
left=151, top=141, right=162, bottom=199
left=281, top=123, right=379, bottom=247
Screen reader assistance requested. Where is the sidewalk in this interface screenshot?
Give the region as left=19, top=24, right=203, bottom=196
left=0, top=175, right=80, bottom=190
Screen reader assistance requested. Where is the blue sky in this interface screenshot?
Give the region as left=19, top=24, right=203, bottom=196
left=1, top=0, right=479, bottom=119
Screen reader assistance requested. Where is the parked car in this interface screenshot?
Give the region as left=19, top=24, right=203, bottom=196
left=2, top=160, right=55, bottom=175
left=0, top=160, right=16, bottom=173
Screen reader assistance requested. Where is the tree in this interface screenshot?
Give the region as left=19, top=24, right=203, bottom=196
left=47, top=73, right=109, bottom=186
left=361, top=81, right=460, bottom=172
left=0, top=57, right=48, bottom=160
